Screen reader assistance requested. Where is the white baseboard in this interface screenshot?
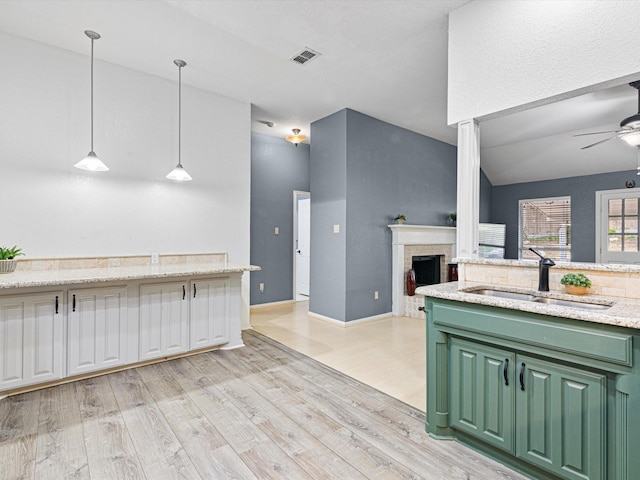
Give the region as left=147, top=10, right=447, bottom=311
left=307, top=310, right=393, bottom=328
left=250, top=299, right=295, bottom=310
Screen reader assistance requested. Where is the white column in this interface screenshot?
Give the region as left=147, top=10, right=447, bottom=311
left=456, top=119, right=480, bottom=259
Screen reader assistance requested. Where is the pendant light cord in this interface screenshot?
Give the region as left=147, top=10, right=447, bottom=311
left=178, top=64, right=182, bottom=167
left=90, top=36, right=94, bottom=152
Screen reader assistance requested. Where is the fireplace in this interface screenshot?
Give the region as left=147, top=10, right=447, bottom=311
left=389, top=224, right=456, bottom=318
left=412, top=255, right=442, bottom=287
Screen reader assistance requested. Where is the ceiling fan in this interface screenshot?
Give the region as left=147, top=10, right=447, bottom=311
left=575, top=80, right=640, bottom=150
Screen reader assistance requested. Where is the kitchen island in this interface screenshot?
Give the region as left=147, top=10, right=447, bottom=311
left=0, top=253, right=259, bottom=397
left=418, top=280, right=640, bottom=480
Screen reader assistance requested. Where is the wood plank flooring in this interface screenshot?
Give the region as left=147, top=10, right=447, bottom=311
left=0, top=331, right=528, bottom=479
left=251, top=300, right=427, bottom=410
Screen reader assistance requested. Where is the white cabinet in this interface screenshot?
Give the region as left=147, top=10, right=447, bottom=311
left=139, top=282, right=189, bottom=361
left=67, top=286, right=128, bottom=376
left=0, top=291, right=64, bottom=391
left=190, top=278, right=230, bottom=350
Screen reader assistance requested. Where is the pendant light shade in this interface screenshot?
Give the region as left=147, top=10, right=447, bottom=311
left=75, top=30, right=108, bottom=172
left=167, top=59, right=192, bottom=182
left=286, top=128, right=307, bottom=146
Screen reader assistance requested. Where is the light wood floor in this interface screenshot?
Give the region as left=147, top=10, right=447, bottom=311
left=0, top=330, right=527, bottom=480
left=251, top=301, right=427, bottom=410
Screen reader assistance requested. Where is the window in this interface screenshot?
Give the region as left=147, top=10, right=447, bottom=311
left=607, top=197, right=639, bottom=253
left=519, top=196, right=571, bottom=261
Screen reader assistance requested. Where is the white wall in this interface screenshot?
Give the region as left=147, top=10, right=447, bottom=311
left=448, top=0, right=640, bottom=124
left=0, top=32, right=252, bottom=325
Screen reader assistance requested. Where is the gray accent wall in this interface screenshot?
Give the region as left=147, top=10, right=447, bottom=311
left=480, top=169, right=493, bottom=223
left=250, top=132, right=310, bottom=305
left=310, top=108, right=457, bottom=322
left=309, top=110, right=348, bottom=321
left=491, top=170, right=637, bottom=262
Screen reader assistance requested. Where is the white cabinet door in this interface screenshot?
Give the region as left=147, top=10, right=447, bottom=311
left=139, top=282, right=189, bottom=361
left=67, top=286, right=128, bottom=376
left=190, top=278, right=230, bottom=350
left=0, top=291, right=64, bottom=391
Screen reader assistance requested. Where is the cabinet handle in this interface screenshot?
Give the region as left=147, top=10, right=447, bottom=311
left=72, top=294, right=76, bottom=312
left=193, top=283, right=197, bottom=298
left=503, top=358, right=509, bottom=386
left=55, top=295, right=59, bottom=314
left=519, top=362, right=526, bottom=391
left=183, top=285, right=186, bottom=300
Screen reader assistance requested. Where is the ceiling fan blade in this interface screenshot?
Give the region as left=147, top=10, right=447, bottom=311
left=573, top=130, right=621, bottom=137
left=581, top=135, right=620, bottom=150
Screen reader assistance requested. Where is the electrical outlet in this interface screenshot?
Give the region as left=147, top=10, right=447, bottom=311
left=333, top=224, right=340, bottom=233
left=151, top=252, right=159, bottom=264
left=274, top=227, right=279, bottom=235
left=259, top=283, right=265, bottom=293
left=374, top=291, right=379, bottom=300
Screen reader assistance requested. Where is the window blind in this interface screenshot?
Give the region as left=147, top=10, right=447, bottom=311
left=519, top=197, right=571, bottom=261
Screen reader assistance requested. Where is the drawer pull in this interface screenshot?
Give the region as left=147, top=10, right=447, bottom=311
left=182, top=285, right=186, bottom=300
left=72, top=294, right=76, bottom=312
left=520, top=362, right=526, bottom=391
left=193, top=283, right=197, bottom=298
left=55, top=295, right=59, bottom=314
left=503, top=358, right=509, bottom=386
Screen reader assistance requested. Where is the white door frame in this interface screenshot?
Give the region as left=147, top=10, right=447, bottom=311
left=293, top=191, right=311, bottom=300
left=595, top=187, right=640, bottom=263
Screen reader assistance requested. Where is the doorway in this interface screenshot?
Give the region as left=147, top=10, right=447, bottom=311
left=294, top=191, right=311, bottom=300
left=596, top=188, right=640, bottom=264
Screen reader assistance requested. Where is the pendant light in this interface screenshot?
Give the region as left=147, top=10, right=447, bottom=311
left=286, top=128, right=307, bottom=146
left=75, top=30, right=108, bottom=172
left=166, top=59, right=192, bottom=182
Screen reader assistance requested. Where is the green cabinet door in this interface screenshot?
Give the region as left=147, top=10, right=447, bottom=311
left=516, top=355, right=606, bottom=480
left=450, top=338, right=515, bottom=452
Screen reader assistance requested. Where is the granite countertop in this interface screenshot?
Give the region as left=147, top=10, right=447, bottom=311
left=416, top=282, right=640, bottom=330
left=0, top=263, right=260, bottom=289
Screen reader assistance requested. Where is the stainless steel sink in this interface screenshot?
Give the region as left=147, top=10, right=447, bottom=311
left=470, top=289, right=538, bottom=302
left=531, top=297, right=611, bottom=310
left=466, top=288, right=612, bottom=311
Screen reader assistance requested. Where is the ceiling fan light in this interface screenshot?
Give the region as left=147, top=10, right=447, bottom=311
left=74, top=151, right=109, bottom=171
left=166, top=163, right=192, bottom=182
left=621, top=131, right=640, bottom=147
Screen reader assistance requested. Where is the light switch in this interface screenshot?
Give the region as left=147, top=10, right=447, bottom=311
left=274, top=227, right=279, bottom=235
left=374, top=291, right=379, bottom=300
left=333, top=224, right=340, bottom=233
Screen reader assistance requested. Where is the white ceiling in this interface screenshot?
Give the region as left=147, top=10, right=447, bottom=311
left=0, top=0, right=637, bottom=186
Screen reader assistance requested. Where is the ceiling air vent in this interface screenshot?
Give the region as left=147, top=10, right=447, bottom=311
left=289, top=47, right=321, bottom=66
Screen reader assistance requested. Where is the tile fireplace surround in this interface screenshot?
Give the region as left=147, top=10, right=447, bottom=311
left=389, top=225, right=456, bottom=319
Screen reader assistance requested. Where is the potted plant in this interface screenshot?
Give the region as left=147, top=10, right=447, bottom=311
left=0, top=245, right=24, bottom=274
left=560, top=272, right=591, bottom=295
left=394, top=214, right=406, bottom=224
left=449, top=212, right=457, bottom=227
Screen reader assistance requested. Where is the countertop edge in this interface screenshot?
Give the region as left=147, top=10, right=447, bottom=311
left=0, top=264, right=260, bottom=289
left=417, top=282, right=640, bottom=330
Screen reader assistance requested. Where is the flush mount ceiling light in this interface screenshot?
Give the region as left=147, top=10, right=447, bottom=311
left=166, top=59, right=192, bottom=182
left=75, top=30, right=108, bottom=172
left=286, top=128, right=307, bottom=146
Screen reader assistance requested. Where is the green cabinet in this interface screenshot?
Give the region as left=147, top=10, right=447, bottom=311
left=427, top=298, right=637, bottom=480
left=516, top=355, right=605, bottom=480
left=450, top=338, right=515, bottom=452
left=450, top=339, right=605, bottom=479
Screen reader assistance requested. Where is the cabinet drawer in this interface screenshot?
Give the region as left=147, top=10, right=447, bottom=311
left=433, top=301, right=633, bottom=366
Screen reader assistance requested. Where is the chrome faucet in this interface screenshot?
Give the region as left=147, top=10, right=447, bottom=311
left=529, top=248, right=555, bottom=292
